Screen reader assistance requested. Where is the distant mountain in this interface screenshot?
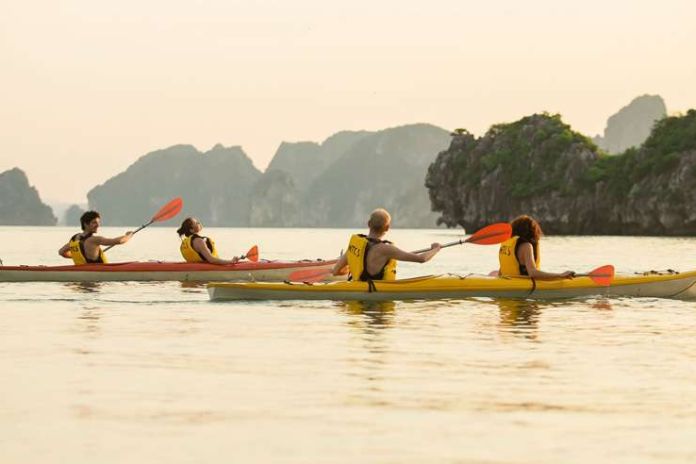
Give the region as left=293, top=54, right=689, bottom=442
left=0, top=168, right=57, bottom=225
left=266, top=142, right=323, bottom=187
left=87, top=144, right=262, bottom=226
left=8, top=96, right=690, bottom=231
left=594, top=95, right=667, bottom=153
left=82, top=125, right=450, bottom=229
left=266, top=131, right=371, bottom=187
left=390, top=184, right=442, bottom=229
left=248, top=169, right=302, bottom=227
left=64, top=204, right=86, bottom=227
left=45, top=201, right=74, bottom=226
left=249, top=124, right=450, bottom=228
left=302, top=124, right=451, bottom=227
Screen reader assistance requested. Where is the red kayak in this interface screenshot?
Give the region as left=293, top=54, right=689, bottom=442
left=0, top=259, right=338, bottom=282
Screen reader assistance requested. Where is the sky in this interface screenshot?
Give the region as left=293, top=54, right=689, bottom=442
left=1, top=0, right=695, bottom=204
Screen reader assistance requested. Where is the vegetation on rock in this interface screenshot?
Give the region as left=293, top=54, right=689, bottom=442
left=427, top=109, right=696, bottom=235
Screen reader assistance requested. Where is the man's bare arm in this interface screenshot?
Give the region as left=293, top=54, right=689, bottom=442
left=332, top=253, right=349, bottom=275
left=58, top=243, right=71, bottom=258
left=89, top=233, right=133, bottom=247
left=380, top=243, right=441, bottom=263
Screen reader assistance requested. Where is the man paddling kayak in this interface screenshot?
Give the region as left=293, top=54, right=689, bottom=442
left=177, top=217, right=240, bottom=265
left=332, top=208, right=441, bottom=283
left=498, top=215, right=574, bottom=279
left=58, top=211, right=133, bottom=264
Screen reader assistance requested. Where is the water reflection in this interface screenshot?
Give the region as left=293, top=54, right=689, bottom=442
left=496, top=298, right=542, bottom=340
left=75, top=306, right=103, bottom=336
left=180, top=281, right=207, bottom=290
left=335, top=300, right=396, bottom=402
left=494, top=297, right=614, bottom=339
left=591, top=298, right=614, bottom=311
left=63, top=282, right=103, bottom=293
left=336, top=300, right=396, bottom=362
left=337, top=300, right=396, bottom=331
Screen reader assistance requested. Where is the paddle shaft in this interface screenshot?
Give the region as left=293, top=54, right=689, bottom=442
left=411, top=226, right=511, bottom=254
left=103, top=220, right=153, bottom=252
left=412, top=239, right=463, bottom=254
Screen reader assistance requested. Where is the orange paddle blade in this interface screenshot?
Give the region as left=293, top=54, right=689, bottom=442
left=243, top=245, right=259, bottom=262
left=152, top=197, right=183, bottom=222
left=585, top=264, right=615, bottom=286
left=464, top=222, right=512, bottom=245
left=288, top=268, right=332, bottom=283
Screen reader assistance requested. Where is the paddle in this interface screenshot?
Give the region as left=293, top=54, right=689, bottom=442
left=286, top=266, right=337, bottom=283
left=411, top=222, right=512, bottom=253
left=104, top=197, right=184, bottom=252
left=574, top=264, right=615, bottom=286
left=240, top=245, right=259, bottom=262
left=287, top=222, right=513, bottom=283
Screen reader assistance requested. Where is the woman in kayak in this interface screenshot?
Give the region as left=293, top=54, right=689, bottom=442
left=498, top=215, right=575, bottom=279
left=177, top=217, right=239, bottom=265
left=58, top=210, right=133, bottom=264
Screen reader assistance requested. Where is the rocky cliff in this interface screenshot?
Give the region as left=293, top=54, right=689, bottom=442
left=266, top=131, right=371, bottom=187
left=248, top=169, right=302, bottom=227
left=84, top=125, right=449, bottom=228
left=250, top=124, right=450, bottom=228
left=594, top=95, right=667, bottom=153
left=0, top=168, right=57, bottom=225
left=590, top=109, right=696, bottom=234
left=63, top=204, right=86, bottom=227
left=426, top=110, right=696, bottom=235
left=87, top=144, right=262, bottom=226
left=300, top=124, right=450, bottom=227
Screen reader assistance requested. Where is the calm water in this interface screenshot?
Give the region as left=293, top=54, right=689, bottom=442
left=1, top=227, right=696, bottom=464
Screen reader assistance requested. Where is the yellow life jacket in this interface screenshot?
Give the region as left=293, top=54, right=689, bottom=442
left=499, top=236, right=541, bottom=276
left=68, top=233, right=107, bottom=265
left=180, top=234, right=219, bottom=263
left=346, top=234, right=397, bottom=281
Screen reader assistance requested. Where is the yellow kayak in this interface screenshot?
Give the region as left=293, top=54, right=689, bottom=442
left=208, top=270, right=696, bottom=301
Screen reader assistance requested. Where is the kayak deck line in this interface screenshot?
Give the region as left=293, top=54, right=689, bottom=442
left=208, top=270, right=696, bottom=301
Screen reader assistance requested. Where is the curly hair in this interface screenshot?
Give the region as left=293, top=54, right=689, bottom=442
left=510, top=215, right=543, bottom=244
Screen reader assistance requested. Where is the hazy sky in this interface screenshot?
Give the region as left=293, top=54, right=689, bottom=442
left=1, top=0, right=695, bottom=204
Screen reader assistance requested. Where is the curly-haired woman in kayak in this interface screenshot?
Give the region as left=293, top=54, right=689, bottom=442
left=498, top=215, right=575, bottom=279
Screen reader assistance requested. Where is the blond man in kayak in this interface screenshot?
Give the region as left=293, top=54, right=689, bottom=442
left=58, top=211, right=133, bottom=264
left=332, top=208, right=441, bottom=283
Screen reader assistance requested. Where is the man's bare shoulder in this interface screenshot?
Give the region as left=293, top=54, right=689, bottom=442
left=372, top=242, right=402, bottom=256
left=85, top=235, right=108, bottom=245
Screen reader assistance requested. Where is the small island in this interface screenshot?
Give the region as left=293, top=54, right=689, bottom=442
left=0, top=168, right=57, bottom=225
left=426, top=109, right=696, bottom=235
